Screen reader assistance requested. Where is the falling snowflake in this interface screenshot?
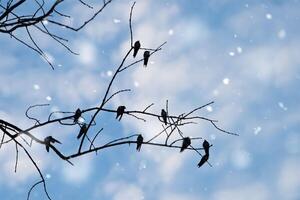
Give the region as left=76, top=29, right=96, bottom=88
left=46, top=96, right=52, bottom=101
left=168, top=29, right=174, bottom=35
left=236, top=46, right=243, bottom=54
left=46, top=174, right=51, bottom=179
left=42, top=19, right=48, bottom=25
left=253, top=126, right=262, bottom=135
left=277, top=29, right=286, bottom=39
left=229, top=52, right=235, bottom=56
left=265, top=13, right=272, bottom=20
left=278, top=102, right=288, bottom=111
left=106, top=70, right=113, bottom=77
left=138, top=160, right=147, bottom=170
left=113, top=19, right=121, bottom=24
left=223, top=78, right=230, bottom=85
left=33, top=84, right=40, bottom=90
left=206, top=105, right=213, bottom=112
left=134, top=81, right=140, bottom=87
left=210, top=134, right=216, bottom=140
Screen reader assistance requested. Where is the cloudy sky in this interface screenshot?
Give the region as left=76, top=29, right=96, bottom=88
left=0, top=0, right=299, bottom=199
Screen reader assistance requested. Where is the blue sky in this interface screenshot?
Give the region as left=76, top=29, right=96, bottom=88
left=0, top=0, right=300, bottom=199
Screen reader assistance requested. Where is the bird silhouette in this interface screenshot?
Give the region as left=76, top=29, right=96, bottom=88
left=116, top=106, right=126, bottom=121
left=136, top=134, right=143, bottom=152
left=44, top=136, right=61, bottom=152
left=180, top=137, right=191, bottom=152
left=203, top=140, right=210, bottom=155
left=77, top=123, right=87, bottom=139
left=161, top=109, right=167, bottom=125
left=197, top=154, right=209, bottom=168
left=133, top=41, right=141, bottom=58
left=73, top=108, right=82, bottom=123
left=143, top=51, right=150, bottom=67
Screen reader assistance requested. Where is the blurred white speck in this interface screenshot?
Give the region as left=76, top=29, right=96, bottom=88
left=285, top=134, right=300, bottom=154
left=210, top=134, right=216, bottom=140
left=33, top=84, right=40, bottom=90
left=206, top=105, right=213, bottom=112
left=277, top=29, right=286, bottom=39
left=46, top=96, right=52, bottom=101
left=134, top=81, right=140, bottom=87
left=93, top=89, right=97, bottom=93
left=265, top=13, right=272, bottom=20
left=78, top=118, right=85, bottom=123
left=253, top=126, right=262, bottom=135
left=213, top=89, right=219, bottom=96
left=138, top=160, right=147, bottom=170
left=245, top=4, right=249, bottom=8
left=46, top=174, right=51, bottom=179
left=57, top=64, right=63, bottom=67
left=236, top=46, right=243, bottom=54
left=233, top=34, right=238, bottom=38
left=106, top=70, right=113, bottom=77
left=223, top=78, right=230, bottom=85
left=42, top=19, right=48, bottom=25
left=278, top=102, right=288, bottom=111
left=232, top=150, right=251, bottom=169
left=113, top=19, right=121, bottom=24
left=115, top=162, right=120, bottom=167
left=229, top=52, right=235, bottom=56
left=168, top=29, right=174, bottom=35
left=150, top=61, right=155, bottom=65
left=43, top=52, right=55, bottom=63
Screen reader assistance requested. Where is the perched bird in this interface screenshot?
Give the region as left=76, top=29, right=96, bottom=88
left=161, top=109, right=167, bottom=125
left=197, top=154, right=209, bottom=168
left=77, top=123, right=87, bottom=139
left=73, top=108, right=82, bottom=123
left=180, top=137, right=191, bottom=152
left=136, top=134, right=144, bottom=152
left=116, top=106, right=126, bottom=121
left=203, top=140, right=210, bottom=155
left=133, top=41, right=141, bottom=58
left=143, top=51, right=150, bottom=67
left=44, top=136, right=61, bottom=152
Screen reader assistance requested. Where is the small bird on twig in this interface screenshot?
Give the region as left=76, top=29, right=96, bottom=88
left=133, top=41, right=141, bottom=58
left=73, top=108, right=82, bottom=123
left=197, top=154, right=209, bottom=168
left=116, top=106, right=126, bottom=121
left=44, top=136, right=61, bottom=152
left=136, top=134, right=143, bottom=152
left=180, top=137, right=191, bottom=152
left=143, top=51, right=150, bottom=67
left=77, top=123, right=87, bottom=139
left=161, top=109, right=168, bottom=125
left=203, top=140, right=210, bottom=155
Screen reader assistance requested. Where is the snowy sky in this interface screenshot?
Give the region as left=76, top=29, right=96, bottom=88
left=0, top=0, right=300, bottom=199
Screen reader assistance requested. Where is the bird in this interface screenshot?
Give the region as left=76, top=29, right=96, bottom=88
left=161, top=109, right=167, bottom=125
left=133, top=41, right=141, bottom=58
left=77, top=123, right=87, bottom=139
left=44, top=136, right=61, bottom=152
left=73, top=108, right=82, bottom=123
left=143, top=51, right=150, bottom=67
left=203, top=140, right=210, bottom=155
left=116, top=106, right=126, bottom=121
left=136, top=134, right=143, bottom=152
left=180, top=137, right=191, bottom=152
left=197, top=154, right=209, bottom=168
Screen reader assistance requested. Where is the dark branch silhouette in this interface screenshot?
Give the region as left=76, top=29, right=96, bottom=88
left=0, top=1, right=238, bottom=199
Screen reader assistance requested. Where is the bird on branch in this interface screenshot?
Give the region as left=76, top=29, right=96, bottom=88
left=44, top=136, right=61, bottom=152
left=161, top=109, right=168, bottom=125
left=77, top=123, right=87, bottom=139
left=73, top=108, right=82, bottom=123
left=116, top=106, right=126, bottom=121
left=133, top=40, right=141, bottom=58
left=180, top=137, right=191, bottom=152
left=143, top=51, right=150, bottom=67
left=136, top=134, right=143, bottom=152
left=203, top=140, right=210, bottom=155
left=197, top=154, right=209, bottom=168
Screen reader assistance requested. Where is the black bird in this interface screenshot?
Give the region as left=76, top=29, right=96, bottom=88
left=73, top=108, right=82, bottom=123
left=116, top=106, right=126, bottom=121
left=143, top=51, right=150, bottom=67
left=133, top=41, right=141, bottom=58
left=44, top=136, right=61, bottom=152
left=77, top=123, right=87, bottom=139
left=161, top=109, right=167, bottom=125
left=136, top=134, right=143, bottom=152
left=180, top=137, right=191, bottom=152
left=197, top=154, right=209, bottom=168
left=203, top=140, right=210, bottom=155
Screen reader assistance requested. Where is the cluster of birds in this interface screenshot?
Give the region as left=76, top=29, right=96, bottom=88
left=43, top=107, right=210, bottom=168
left=133, top=40, right=150, bottom=67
